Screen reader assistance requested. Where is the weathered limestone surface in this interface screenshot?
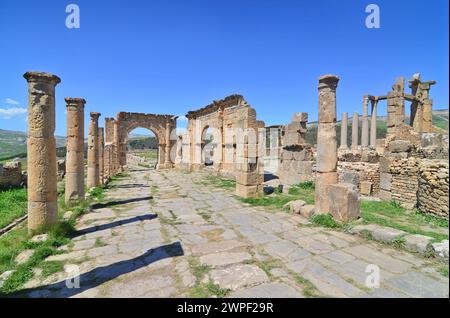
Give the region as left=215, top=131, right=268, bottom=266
left=351, top=112, right=359, bottom=150
left=370, top=99, right=378, bottom=147
left=315, top=75, right=339, bottom=214
left=339, top=112, right=348, bottom=150
left=65, top=98, right=85, bottom=203
left=361, top=96, right=369, bottom=147
left=24, top=71, right=61, bottom=232
left=278, top=112, right=314, bottom=185
left=87, top=112, right=101, bottom=188
left=327, top=183, right=360, bottom=221
left=98, top=127, right=105, bottom=185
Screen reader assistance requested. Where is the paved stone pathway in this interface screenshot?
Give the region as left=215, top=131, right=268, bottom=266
left=24, top=165, right=449, bottom=298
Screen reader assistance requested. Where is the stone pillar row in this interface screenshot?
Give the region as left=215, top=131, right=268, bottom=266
left=24, top=71, right=108, bottom=233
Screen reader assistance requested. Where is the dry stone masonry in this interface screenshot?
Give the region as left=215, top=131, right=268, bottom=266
left=277, top=112, right=314, bottom=185
left=0, top=161, right=23, bottom=189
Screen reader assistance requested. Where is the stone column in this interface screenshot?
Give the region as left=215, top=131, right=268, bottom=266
left=339, top=112, right=348, bottom=149
left=24, top=72, right=61, bottom=232
left=165, top=120, right=171, bottom=167
left=98, top=127, right=105, bottom=185
left=315, top=75, right=339, bottom=214
left=370, top=99, right=378, bottom=147
left=361, top=96, right=369, bottom=147
left=351, top=112, right=359, bottom=150
left=64, top=98, right=85, bottom=203
left=87, top=112, right=101, bottom=188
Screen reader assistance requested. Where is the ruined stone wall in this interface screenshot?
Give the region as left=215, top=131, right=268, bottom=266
left=389, top=158, right=419, bottom=209
left=0, top=162, right=23, bottom=188
left=185, top=95, right=262, bottom=176
left=417, top=159, right=449, bottom=218
left=277, top=113, right=314, bottom=186
left=338, top=161, right=380, bottom=195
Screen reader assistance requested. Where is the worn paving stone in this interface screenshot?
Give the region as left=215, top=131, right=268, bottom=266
left=209, top=264, right=269, bottom=291
left=343, top=245, right=412, bottom=274
left=384, top=271, right=449, bottom=298
left=191, top=240, right=248, bottom=255
left=230, top=282, right=303, bottom=298
left=199, top=252, right=252, bottom=267
left=24, top=165, right=446, bottom=298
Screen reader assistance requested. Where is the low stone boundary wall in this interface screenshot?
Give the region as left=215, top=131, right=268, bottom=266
left=417, top=159, right=449, bottom=218
left=0, top=161, right=23, bottom=188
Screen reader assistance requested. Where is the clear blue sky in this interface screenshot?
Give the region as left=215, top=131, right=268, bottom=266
left=0, top=0, right=448, bottom=137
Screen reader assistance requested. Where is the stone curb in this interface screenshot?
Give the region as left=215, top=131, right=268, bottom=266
left=349, top=224, right=448, bottom=259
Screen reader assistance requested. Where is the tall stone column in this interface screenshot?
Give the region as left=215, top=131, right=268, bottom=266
left=87, top=112, right=101, bottom=188
left=361, top=96, right=369, bottom=147
left=315, top=75, right=339, bottom=214
left=65, top=98, right=85, bottom=203
left=339, top=112, right=348, bottom=149
left=370, top=99, right=378, bottom=147
left=24, top=72, right=61, bottom=232
left=165, top=120, right=171, bottom=167
left=351, top=112, right=359, bottom=150
left=98, top=127, right=105, bottom=185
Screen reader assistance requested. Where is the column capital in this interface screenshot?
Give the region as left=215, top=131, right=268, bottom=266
left=90, top=112, right=101, bottom=120
left=318, top=74, right=340, bottom=90
left=23, top=71, right=61, bottom=84
left=65, top=98, right=86, bottom=108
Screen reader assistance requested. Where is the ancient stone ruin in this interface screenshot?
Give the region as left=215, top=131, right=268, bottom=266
left=17, top=70, right=448, bottom=235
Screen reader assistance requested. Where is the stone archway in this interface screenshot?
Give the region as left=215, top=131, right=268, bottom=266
left=114, top=112, right=177, bottom=170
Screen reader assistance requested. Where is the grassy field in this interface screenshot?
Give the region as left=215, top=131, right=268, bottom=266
left=132, top=149, right=158, bottom=161
left=0, top=188, right=27, bottom=229
left=0, top=180, right=107, bottom=295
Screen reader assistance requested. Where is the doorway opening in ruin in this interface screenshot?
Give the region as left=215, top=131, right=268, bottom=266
left=202, top=126, right=215, bottom=167
left=127, top=127, right=159, bottom=169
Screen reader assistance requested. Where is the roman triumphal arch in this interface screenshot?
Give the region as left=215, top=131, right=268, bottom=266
left=105, top=112, right=177, bottom=171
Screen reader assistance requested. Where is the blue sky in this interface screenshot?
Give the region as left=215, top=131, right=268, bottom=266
left=0, top=0, right=448, bottom=137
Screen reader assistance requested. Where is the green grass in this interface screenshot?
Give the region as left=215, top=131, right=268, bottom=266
left=288, top=270, right=320, bottom=298
left=186, top=257, right=230, bottom=298
left=360, top=200, right=448, bottom=242
left=0, top=172, right=116, bottom=295
left=310, top=214, right=343, bottom=229
left=132, top=150, right=158, bottom=160
left=240, top=182, right=315, bottom=209
left=0, top=187, right=27, bottom=228
left=244, top=257, right=283, bottom=278
left=438, top=266, right=449, bottom=277
left=204, top=176, right=236, bottom=189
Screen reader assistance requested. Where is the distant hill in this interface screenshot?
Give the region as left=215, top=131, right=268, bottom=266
left=1, top=109, right=447, bottom=160
left=128, top=136, right=158, bottom=150
left=0, top=129, right=66, bottom=161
